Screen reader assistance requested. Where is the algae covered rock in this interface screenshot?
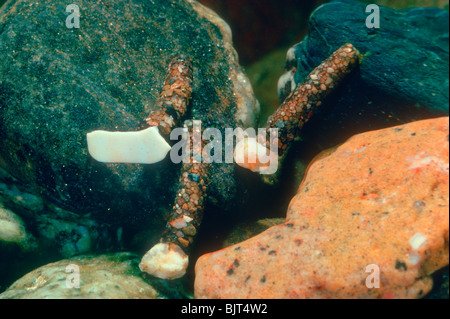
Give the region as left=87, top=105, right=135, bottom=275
left=278, top=0, right=449, bottom=149
left=0, top=205, right=35, bottom=250
left=0, top=0, right=258, bottom=229
left=0, top=252, right=170, bottom=299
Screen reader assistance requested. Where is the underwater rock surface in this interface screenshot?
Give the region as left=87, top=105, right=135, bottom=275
left=0, top=169, right=119, bottom=256
left=0, top=252, right=165, bottom=298
left=0, top=0, right=258, bottom=229
left=278, top=0, right=449, bottom=150
left=0, top=167, right=122, bottom=292
left=195, top=117, right=449, bottom=299
left=222, top=218, right=285, bottom=248
left=0, top=205, right=34, bottom=251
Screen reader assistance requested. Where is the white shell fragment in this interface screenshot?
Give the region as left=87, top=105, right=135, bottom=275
left=86, top=126, right=171, bottom=164
left=139, top=242, right=189, bottom=279
left=234, top=137, right=278, bottom=174
left=409, top=232, right=428, bottom=251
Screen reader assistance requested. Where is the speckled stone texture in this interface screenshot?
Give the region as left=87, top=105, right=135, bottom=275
left=0, top=0, right=258, bottom=230
left=0, top=253, right=164, bottom=299
left=195, top=117, right=449, bottom=299
left=277, top=0, right=449, bottom=151
left=265, top=43, right=359, bottom=156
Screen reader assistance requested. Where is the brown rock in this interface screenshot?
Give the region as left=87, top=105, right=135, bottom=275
left=195, top=117, right=449, bottom=299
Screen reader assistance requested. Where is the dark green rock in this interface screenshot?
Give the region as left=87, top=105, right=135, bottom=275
left=279, top=0, right=449, bottom=150
left=0, top=0, right=257, bottom=230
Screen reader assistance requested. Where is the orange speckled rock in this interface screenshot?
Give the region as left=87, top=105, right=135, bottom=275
left=195, top=117, right=449, bottom=299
